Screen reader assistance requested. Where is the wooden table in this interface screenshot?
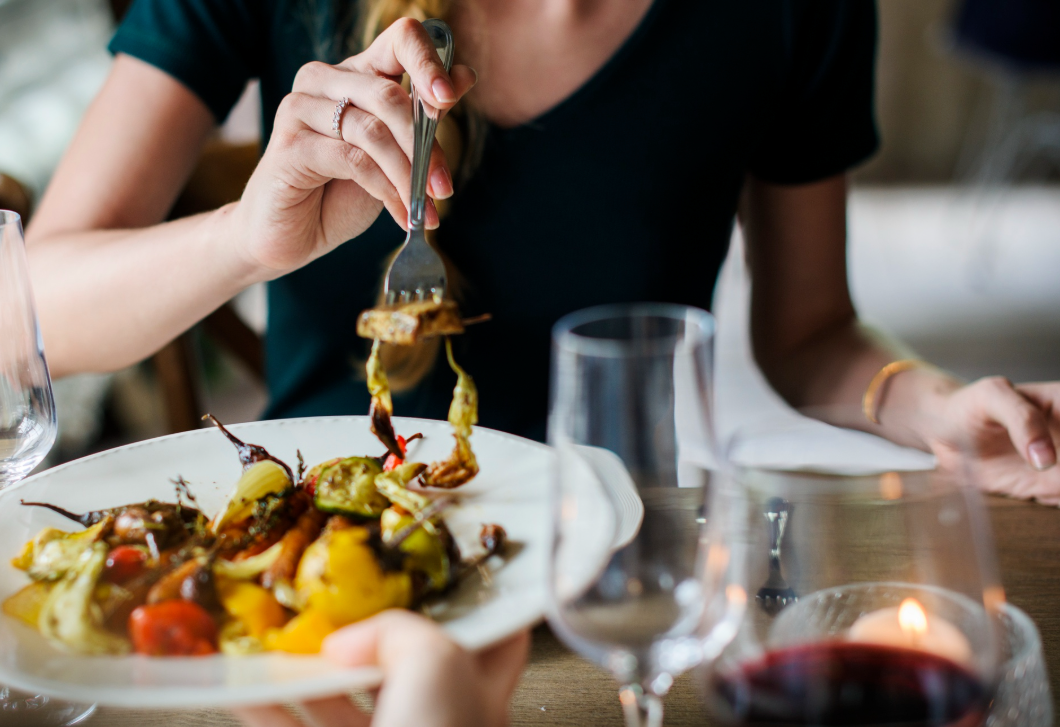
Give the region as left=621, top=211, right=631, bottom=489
left=91, top=497, right=1060, bottom=726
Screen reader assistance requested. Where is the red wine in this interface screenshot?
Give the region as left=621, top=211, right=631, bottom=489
left=710, top=641, right=989, bottom=726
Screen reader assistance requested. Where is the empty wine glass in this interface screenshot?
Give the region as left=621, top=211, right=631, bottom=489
left=0, top=210, right=95, bottom=725
left=546, top=303, right=738, bottom=727
left=698, top=414, right=1003, bottom=727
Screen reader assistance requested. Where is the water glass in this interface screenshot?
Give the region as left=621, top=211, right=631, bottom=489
left=546, top=303, right=725, bottom=727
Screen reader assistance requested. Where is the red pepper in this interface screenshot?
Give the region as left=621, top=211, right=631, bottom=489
left=103, top=545, right=148, bottom=584
left=383, top=435, right=408, bottom=472
left=128, top=601, right=219, bottom=656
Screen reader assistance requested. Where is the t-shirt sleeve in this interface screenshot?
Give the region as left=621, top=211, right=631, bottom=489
left=748, top=0, right=880, bottom=185
left=108, top=0, right=262, bottom=124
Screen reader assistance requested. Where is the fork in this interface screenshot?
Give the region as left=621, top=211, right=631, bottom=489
left=756, top=496, right=798, bottom=615
left=383, top=18, right=455, bottom=305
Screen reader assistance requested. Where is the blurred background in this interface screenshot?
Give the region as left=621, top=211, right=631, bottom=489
left=1, top=0, right=1058, bottom=465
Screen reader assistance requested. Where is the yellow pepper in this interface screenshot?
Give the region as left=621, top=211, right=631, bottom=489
left=380, top=507, right=450, bottom=592
left=296, top=527, right=411, bottom=627
left=218, top=579, right=288, bottom=639
left=263, top=609, right=336, bottom=654
left=2, top=581, right=53, bottom=627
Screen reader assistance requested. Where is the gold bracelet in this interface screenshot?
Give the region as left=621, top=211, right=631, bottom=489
left=863, top=359, right=924, bottom=425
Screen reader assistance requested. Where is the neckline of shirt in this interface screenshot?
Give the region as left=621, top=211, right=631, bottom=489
left=492, top=0, right=670, bottom=136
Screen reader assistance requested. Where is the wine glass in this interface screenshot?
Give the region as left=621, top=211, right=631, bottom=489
left=699, top=414, right=1003, bottom=727
left=0, top=210, right=95, bottom=725
left=546, top=303, right=738, bottom=727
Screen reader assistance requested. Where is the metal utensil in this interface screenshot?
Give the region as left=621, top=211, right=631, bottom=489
left=756, top=496, right=797, bottom=615
left=383, top=18, right=454, bottom=304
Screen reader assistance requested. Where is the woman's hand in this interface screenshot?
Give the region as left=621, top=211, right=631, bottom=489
left=230, top=18, right=477, bottom=278
left=233, top=610, right=530, bottom=727
left=925, top=378, right=1060, bottom=505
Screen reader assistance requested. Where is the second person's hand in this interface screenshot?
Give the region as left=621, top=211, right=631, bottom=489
left=233, top=610, right=530, bottom=727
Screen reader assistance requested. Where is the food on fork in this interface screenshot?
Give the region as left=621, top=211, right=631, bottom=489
left=4, top=411, right=504, bottom=657
left=356, top=299, right=464, bottom=345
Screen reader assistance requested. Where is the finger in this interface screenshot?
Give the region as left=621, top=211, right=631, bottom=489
left=287, top=92, right=414, bottom=211
left=276, top=127, right=411, bottom=229
left=977, top=377, right=1057, bottom=470
left=357, top=18, right=458, bottom=109
left=1016, top=383, right=1060, bottom=420
left=298, top=695, right=371, bottom=727
left=475, top=630, right=531, bottom=704
left=323, top=609, right=450, bottom=669
left=231, top=705, right=304, bottom=727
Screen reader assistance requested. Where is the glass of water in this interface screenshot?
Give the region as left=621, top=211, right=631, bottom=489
left=0, top=210, right=95, bottom=726
left=547, top=303, right=733, bottom=727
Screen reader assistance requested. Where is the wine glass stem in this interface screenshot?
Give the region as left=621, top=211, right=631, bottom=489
left=619, top=685, right=663, bottom=727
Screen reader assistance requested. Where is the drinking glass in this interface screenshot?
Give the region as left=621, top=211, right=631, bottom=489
left=547, top=303, right=736, bottom=727
left=0, top=210, right=95, bottom=725
left=699, top=416, right=1003, bottom=727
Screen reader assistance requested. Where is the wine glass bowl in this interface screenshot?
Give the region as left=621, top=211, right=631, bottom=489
left=0, top=210, right=56, bottom=487
left=547, top=303, right=719, bottom=727
left=0, top=210, right=94, bottom=725
left=701, top=459, right=1003, bottom=727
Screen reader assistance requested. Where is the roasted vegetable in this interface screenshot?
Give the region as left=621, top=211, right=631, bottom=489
left=374, top=461, right=430, bottom=513
left=356, top=299, right=464, bottom=345
left=102, top=545, right=149, bottom=584
left=128, top=600, right=218, bottom=656
left=210, top=460, right=293, bottom=534
left=367, top=339, right=403, bottom=458
left=262, top=506, right=328, bottom=590
left=38, top=543, right=130, bottom=655
left=423, top=339, right=480, bottom=488
left=294, top=526, right=411, bottom=629
left=217, top=580, right=287, bottom=640
left=2, top=581, right=53, bottom=627
left=264, top=608, right=336, bottom=655
left=12, top=520, right=111, bottom=582
left=203, top=414, right=294, bottom=481
left=21, top=500, right=197, bottom=550
left=312, top=457, right=389, bottom=517
left=381, top=507, right=450, bottom=592
left=214, top=541, right=283, bottom=580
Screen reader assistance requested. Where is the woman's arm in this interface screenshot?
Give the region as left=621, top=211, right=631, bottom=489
left=744, top=174, right=1060, bottom=498
left=26, top=55, right=247, bottom=378
left=28, top=19, right=475, bottom=379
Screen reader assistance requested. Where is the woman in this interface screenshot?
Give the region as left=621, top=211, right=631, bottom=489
left=26, top=0, right=1060, bottom=502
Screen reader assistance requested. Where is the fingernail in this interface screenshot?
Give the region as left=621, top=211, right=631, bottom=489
left=431, top=167, right=453, bottom=199
left=432, top=77, right=456, bottom=104
left=1029, top=440, right=1056, bottom=471
left=427, top=198, right=440, bottom=229
left=469, top=67, right=479, bottom=86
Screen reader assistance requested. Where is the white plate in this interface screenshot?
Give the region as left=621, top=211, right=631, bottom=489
left=0, top=416, right=558, bottom=708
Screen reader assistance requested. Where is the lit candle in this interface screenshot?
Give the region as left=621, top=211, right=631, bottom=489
left=847, top=598, right=973, bottom=666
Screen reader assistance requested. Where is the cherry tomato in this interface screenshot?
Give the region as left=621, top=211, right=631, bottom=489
left=103, top=545, right=148, bottom=584
left=128, top=601, right=219, bottom=656
left=383, top=435, right=408, bottom=472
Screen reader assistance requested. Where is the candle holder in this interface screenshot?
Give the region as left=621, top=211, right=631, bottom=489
left=697, top=419, right=1003, bottom=727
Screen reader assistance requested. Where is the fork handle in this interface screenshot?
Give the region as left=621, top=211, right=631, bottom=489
left=408, top=19, right=455, bottom=233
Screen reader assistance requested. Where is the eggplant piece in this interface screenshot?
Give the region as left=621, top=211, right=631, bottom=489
left=203, top=414, right=295, bottom=482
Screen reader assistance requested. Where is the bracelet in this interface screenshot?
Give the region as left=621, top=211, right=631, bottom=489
left=862, top=359, right=924, bottom=425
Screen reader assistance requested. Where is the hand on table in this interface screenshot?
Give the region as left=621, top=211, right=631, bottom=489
left=233, top=610, right=530, bottom=727
left=926, top=378, right=1060, bottom=505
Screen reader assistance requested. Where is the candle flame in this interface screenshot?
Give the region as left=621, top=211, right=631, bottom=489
left=898, top=598, right=928, bottom=636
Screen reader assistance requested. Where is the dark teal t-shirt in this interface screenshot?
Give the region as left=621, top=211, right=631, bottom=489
left=110, top=0, right=879, bottom=441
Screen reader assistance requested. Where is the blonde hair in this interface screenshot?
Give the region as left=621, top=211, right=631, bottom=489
left=352, top=0, right=483, bottom=392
